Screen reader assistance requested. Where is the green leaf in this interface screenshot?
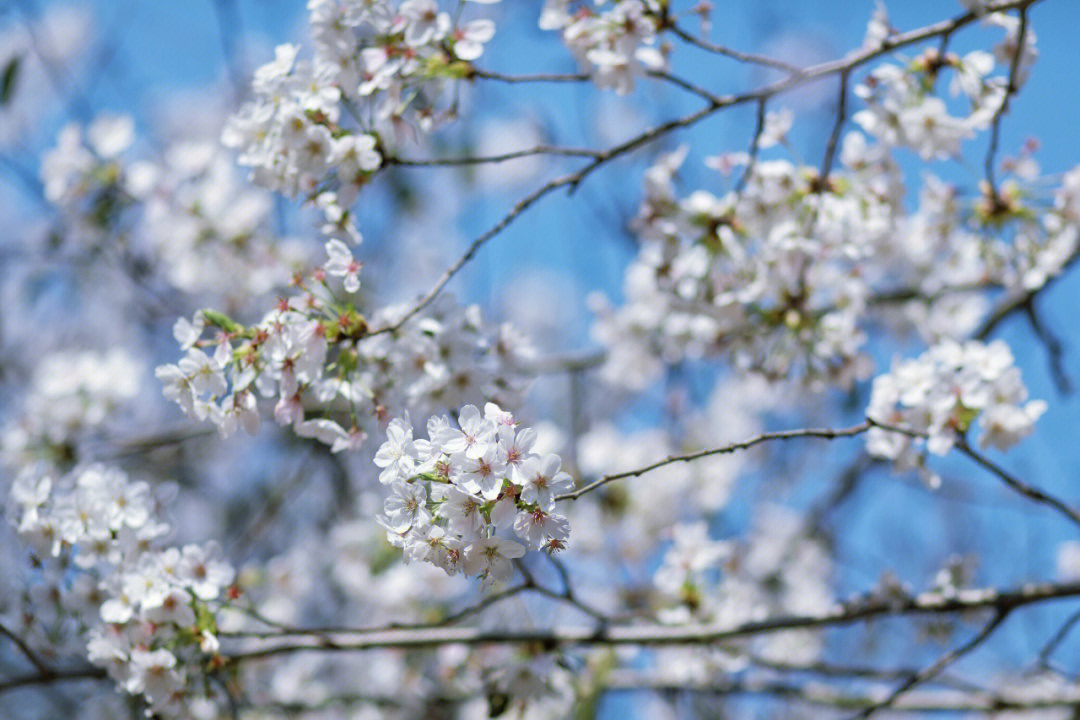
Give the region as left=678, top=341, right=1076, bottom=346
left=0, top=56, right=21, bottom=107
left=201, top=309, right=244, bottom=334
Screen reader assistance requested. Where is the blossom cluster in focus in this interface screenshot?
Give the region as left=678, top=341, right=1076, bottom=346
left=375, top=403, right=573, bottom=583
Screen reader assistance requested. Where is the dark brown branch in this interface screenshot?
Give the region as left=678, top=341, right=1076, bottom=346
left=956, top=437, right=1080, bottom=529
left=820, top=69, right=850, bottom=182
left=1024, top=297, right=1072, bottom=393
left=666, top=23, right=804, bottom=75
left=602, top=667, right=1080, bottom=713
left=1038, top=606, right=1080, bottom=669
left=386, top=145, right=603, bottom=167
left=973, top=239, right=1080, bottom=339
left=0, top=666, right=106, bottom=695
left=735, top=97, right=768, bottom=193
left=0, top=623, right=50, bottom=677
left=468, top=68, right=590, bottom=83
left=557, top=420, right=872, bottom=501
left=851, top=610, right=1010, bottom=719
left=222, top=577, right=1080, bottom=661
left=983, top=5, right=1031, bottom=194
left=647, top=69, right=724, bottom=105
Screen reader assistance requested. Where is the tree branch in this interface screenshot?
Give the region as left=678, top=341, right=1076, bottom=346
left=0, top=666, right=106, bottom=696
left=850, top=610, right=1010, bottom=718
left=956, top=437, right=1080, bottom=529
left=665, top=22, right=804, bottom=75
left=983, top=5, right=1031, bottom=195
left=0, top=623, right=50, bottom=677
left=557, top=420, right=872, bottom=501
left=372, top=0, right=1040, bottom=337
left=221, top=577, right=1080, bottom=661
left=385, top=145, right=603, bottom=167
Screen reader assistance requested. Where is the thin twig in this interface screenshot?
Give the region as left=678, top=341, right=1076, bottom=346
left=557, top=421, right=872, bottom=501
left=212, top=0, right=246, bottom=97
left=386, top=145, right=603, bottom=167
left=1023, top=297, right=1072, bottom=393
left=666, top=23, right=804, bottom=75
left=956, top=437, right=1080, bottom=530
left=983, top=5, right=1031, bottom=195
left=734, top=97, right=767, bottom=193
left=0, top=623, right=50, bottom=676
left=850, top=610, right=1010, bottom=719
left=820, top=69, right=850, bottom=182
left=1038, top=606, right=1080, bottom=669
left=647, top=69, right=724, bottom=105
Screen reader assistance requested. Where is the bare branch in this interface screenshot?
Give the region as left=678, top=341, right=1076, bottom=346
left=734, top=97, right=768, bottom=193
left=222, top=576, right=610, bottom=641
left=211, top=0, right=246, bottom=97
left=557, top=421, right=872, bottom=501
left=0, top=666, right=106, bottom=695
left=850, top=610, right=1009, bottom=719
left=1024, top=298, right=1072, bottom=393
left=520, top=349, right=606, bottom=375
left=973, top=240, right=1080, bottom=339
left=365, top=170, right=583, bottom=336
left=820, top=69, right=850, bottom=182
left=956, top=437, right=1080, bottom=529
left=13, top=0, right=93, bottom=121
left=222, top=578, right=1080, bottom=661
left=0, top=622, right=50, bottom=677
left=386, top=145, right=603, bottom=167
left=1038, top=606, right=1080, bottom=669
left=602, top=667, right=1080, bottom=714
left=665, top=22, right=804, bottom=76
left=983, top=6, right=1031, bottom=195
left=647, top=69, right=725, bottom=105
left=469, top=68, right=590, bottom=83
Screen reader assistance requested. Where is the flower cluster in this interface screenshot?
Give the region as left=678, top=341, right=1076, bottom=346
left=40, top=114, right=140, bottom=246
left=135, top=138, right=307, bottom=301
left=9, top=465, right=234, bottom=718
left=590, top=145, right=882, bottom=391
left=855, top=9, right=1037, bottom=162
left=38, top=113, right=306, bottom=306
left=540, top=0, right=667, bottom=94
left=590, top=17, right=1078, bottom=393
left=653, top=521, right=731, bottom=614
left=854, top=52, right=987, bottom=161
left=156, top=262, right=533, bottom=454
left=1, top=349, right=141, bottom=467
left=374, top=403, right=573, bottom=582
left=647, top=506, right=833, bottom=668
left=224, top=0, right=501, bottom=225
left=867, top=339, right=1047, bottom=467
